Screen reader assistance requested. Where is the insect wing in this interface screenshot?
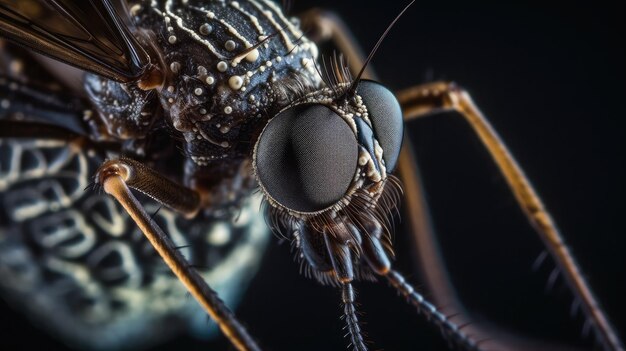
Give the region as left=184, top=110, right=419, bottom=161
left=0, top=0, right=149, bottom=82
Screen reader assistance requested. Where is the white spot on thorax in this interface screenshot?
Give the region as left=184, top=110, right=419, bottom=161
left=246, top=49, right=260, bottom=62
left=217, top=61, right=228, bottom=72
left=229, top=76, right=243, bottom=90
left=225, top=40, right=237, bottom=51
left=199, top=23, right=212, bottom=35
left=170, top=61, right=181, bottom=73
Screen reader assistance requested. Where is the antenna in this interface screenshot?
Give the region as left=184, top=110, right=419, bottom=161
left=345, top=0, right=416, bottom=98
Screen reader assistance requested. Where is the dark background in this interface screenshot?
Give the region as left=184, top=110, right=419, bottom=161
left=1, top=0, right=624, bottom=350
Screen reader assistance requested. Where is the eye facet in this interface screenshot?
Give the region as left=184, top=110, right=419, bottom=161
left=358, top=80, right=404, bottom=171
left=254, top=104, right=358, bottom=213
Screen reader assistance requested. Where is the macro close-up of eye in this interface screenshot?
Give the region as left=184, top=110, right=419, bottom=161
left=254, top=104, right=358, bottom=213
left=0, top=0, right=623, bottom=351
left=254, top=79, right=404, bottom=214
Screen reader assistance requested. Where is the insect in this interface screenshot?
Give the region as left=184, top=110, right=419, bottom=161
left=0, top=2, right=620, bottom=350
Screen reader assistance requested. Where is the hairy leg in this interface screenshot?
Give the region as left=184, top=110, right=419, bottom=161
left=396, top=82, right=623, bottom=351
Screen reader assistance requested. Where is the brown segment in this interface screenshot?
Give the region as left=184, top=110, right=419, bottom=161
left=97, top=160, right=260, bottom=351
left=396, top=82, right=624, bottom=351
left=301, top=7, right=623, bottom=350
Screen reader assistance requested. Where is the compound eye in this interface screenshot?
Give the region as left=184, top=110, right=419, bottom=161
left=357, top=80, right=404, bottom=171
left=254, top=104, right=358, bottom=213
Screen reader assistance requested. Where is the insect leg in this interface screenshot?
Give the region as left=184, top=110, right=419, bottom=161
left=95, top=158, right=261, bottom=351
left=299, top=10, right=503, bottom=350
left=396, top=81, right=624, bottom=351
left=299, top=11, right=617, bottom=348
left=359, top=213, right=482, bottom=351
left=341, top=282, right=368, bottom=351
left=321, top=226, right=369, bottom=351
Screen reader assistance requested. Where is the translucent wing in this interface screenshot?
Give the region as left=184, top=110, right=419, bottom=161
left=0, top=0, right=149, bottom=82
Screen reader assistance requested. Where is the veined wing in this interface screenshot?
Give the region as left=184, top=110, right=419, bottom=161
left=0, top=0, right=149, bottom=82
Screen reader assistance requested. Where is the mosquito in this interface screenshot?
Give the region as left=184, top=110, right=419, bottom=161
left=0, top=1, right=622, bottom=350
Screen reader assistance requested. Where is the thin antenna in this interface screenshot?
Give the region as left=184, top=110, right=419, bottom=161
left=345, top=0, right=416, bottom=98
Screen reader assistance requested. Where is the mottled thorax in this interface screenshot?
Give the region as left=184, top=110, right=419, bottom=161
left=132, top=0, right=322, bottom=188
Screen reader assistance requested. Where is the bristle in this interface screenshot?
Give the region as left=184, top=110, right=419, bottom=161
left=385, top=269, right=482, bottom=351
left=263, top=175, right=403, bottom=284
left=311, top=52, right=353, bottom=99
left=341, top=283, right=368, bottom=351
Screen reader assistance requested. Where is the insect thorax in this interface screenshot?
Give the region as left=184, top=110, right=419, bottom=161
left=86, top=0, right=321, bottom=194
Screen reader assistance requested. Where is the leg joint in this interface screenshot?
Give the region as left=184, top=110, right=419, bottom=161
left=397, top=81, right=468, bottom=119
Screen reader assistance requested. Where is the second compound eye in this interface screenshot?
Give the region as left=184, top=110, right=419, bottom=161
left=357, top=80, right=404, bottom=171
left=254, top=104, right=358, bottom=213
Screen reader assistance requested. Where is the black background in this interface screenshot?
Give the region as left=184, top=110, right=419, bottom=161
left=1, top=0, right=624, bottom=350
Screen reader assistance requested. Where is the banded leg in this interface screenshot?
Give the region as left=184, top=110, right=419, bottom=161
left=396, top=82, right=624, bottom=351
left=95, top=158, right=260, bottom=351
